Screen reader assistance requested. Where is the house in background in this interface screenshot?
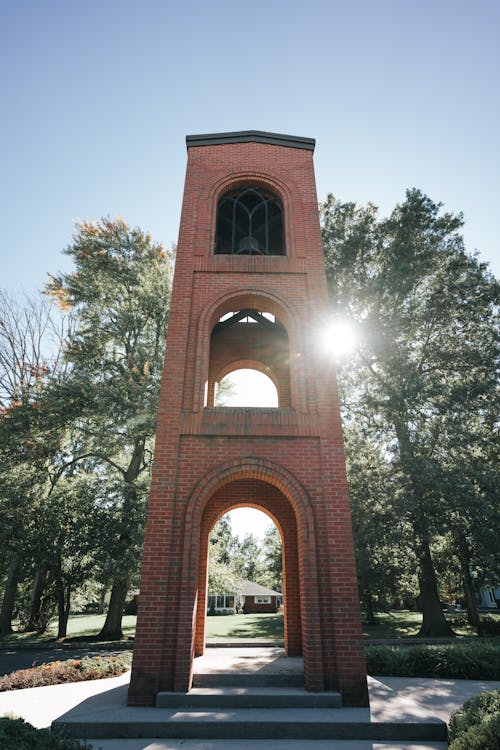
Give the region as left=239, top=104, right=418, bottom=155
left=478, top=585, right=500, bottom=610
left=207, top=579, right=282, bottom=614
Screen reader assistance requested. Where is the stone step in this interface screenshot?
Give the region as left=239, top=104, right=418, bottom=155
left=83, top=740, right=449, bottom=750
left=156, top=686, right=342, bottom=708
left=192, top=672, right=304, bottom=687
left=53, top=706, right=447, bottom=742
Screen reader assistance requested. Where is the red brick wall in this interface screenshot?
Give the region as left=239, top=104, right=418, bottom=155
left=243, top=596, right=278, bottom=614
left=127, top=136, right=368, bottom=708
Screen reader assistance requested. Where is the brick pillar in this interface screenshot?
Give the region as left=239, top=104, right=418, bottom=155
left=128, top=131, right=368, bottom=707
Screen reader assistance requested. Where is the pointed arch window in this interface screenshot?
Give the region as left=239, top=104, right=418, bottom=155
left=215, top=187, right=285, bottom=255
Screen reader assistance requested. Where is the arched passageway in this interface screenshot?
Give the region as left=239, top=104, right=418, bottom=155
left=195, top=478, right=302, bottom=657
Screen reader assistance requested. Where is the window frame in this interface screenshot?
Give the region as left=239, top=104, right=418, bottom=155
left=215, top=186, right=285, bottom=256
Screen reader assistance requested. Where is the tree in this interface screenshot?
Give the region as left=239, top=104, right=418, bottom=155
left=261, top=525, right=282, bottom=592
left=0, top=290, right=68, bottom=635
left=322, top=190, right=499, bottom=636
left=232, top=533, right=266, bottom=584
left=46, top=218, right=172, bottom=639
left=343, top=422, right=417, bottom=622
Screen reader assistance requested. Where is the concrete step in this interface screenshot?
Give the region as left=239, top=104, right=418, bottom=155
left=53, top=706, right=447, bottom=742
left=156, top=686, right=342, bottom=708
left=193, top=672, right=304, bottom=687
left=83, top=740, right=449, bottom=750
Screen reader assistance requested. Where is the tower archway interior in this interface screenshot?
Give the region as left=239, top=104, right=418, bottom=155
left=207, top=309, right=291, bottom=408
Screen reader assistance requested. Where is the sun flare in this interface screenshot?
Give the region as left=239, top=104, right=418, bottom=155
left=321, top=319, right=358, bottom=358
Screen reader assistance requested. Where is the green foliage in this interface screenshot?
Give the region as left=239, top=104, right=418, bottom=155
left=449, top=689, right=500, bottom=750
left=480, top=617, right=500, bottom=636
left=321, top=190, right=500, bottom=635
left=233, top=533, right=265, bottom=582
left=260, top=525, right=282, bottom=591
left=44, top=217, right=172, bottom=638
left=208, top=517, right=282, bottom=595
left=365, top=641, right=500, bottom=679
left=0, top=653, right=132, bottom=691
left=208, top=517, right=238, bottom=595
left=448, top=714, right=500, bottom=750
left=344, top=423, right=417, bottom=615
left=0, top=717, right=91, bottom=749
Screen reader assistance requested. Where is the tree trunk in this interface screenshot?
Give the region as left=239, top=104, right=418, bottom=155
left=97, top=438, right=145, bottom=641
left=393, top=416, right=454, bottom=637
left=55, top=560, right=71, bottom=639
left=0, top=551, right=22, bottom=635
left=98, top=587, right=107, bottom=615
left=97, top=577, right=129, bottom=640
left=416, top=534, right=455, bottom=637
left=457, top=534, right=482, bottom=634
left=364, top=590, right=377, bottom=625
left=26, top=565, right=48, bottom=632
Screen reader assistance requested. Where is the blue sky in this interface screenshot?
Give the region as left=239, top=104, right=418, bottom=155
left=1, top=1, right=497, bottom=540
left=1, top=0, right=499, bottom=294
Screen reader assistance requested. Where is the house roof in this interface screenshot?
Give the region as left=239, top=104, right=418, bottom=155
left=235, top=579, right=281, bottom=597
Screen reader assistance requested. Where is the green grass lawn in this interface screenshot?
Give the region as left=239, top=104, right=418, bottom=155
left=361, top=610, right=485, bottom=639
left=2, top=609, right=498, bottom=646
left=1, top=614, right=137, bottom=645
left=205, top=612, right=284, bottom=640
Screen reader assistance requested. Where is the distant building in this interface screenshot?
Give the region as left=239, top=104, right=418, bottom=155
left=478, top=586, right=500, bottom=609
left=207, top=579, right=282, bottom=614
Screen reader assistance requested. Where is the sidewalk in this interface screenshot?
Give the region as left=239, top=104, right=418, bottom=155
left=1, top=653, right=499, bottom=750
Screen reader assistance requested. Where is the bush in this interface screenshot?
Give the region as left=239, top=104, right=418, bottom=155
left=449, top=689, right=500, bottom=739
left=365, top=641, right=500, bottom=679
left=0, top=717, right=91, bottom=749
left=448, top=689, right=500, bottom=749
left=448, top=713, right=500, bottom=749
left=0, top=652, right=132, bottom=691
left=481, top=616, right=500, bottom=636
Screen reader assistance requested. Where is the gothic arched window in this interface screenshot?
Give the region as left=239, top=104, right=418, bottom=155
left=215, top=187, right=285, bottom=255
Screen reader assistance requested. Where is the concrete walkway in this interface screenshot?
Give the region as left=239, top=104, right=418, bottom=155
left=1, top=647, right=499, bottom=750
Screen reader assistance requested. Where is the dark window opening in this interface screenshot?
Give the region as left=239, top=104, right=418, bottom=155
left=215, top=187, right=285, bottom=255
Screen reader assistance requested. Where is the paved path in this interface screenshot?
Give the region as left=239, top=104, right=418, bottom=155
left=3, top=672, right=499, bottom=749
left=1, top=647, right=499, bottom=750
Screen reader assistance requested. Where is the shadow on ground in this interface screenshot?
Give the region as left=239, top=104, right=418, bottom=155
left=209, top=614, right=284, bottom=640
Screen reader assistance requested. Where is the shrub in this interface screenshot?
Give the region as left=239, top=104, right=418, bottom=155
left=448, top=689, right=500, bottom=750
left=365, top=641, right=500, bottom=679
left=448, top=713, right=500, bottom=749
left=0, top=652, right=132, bottom=691
left=481, top=616, right=500, bottom=636
left=0, top=717, right=91, bottom=749
left=449, top=689, right=500, bottom=739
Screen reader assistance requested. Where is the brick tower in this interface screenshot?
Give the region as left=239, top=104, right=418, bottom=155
left=128, top=131, right=368, bottom=707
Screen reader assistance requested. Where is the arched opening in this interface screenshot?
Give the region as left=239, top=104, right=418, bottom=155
left=206, top=508, right=283, bottom=641
left=194, top=477, right=303, bottom=659
left=215, top=186, right=285, bottom=255
left=206, top=309, right=291, bottom=408
left=215, top=369, right=279, bottom=407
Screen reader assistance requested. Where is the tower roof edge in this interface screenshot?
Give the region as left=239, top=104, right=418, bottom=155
left=186, top=130, right=315, bottom=151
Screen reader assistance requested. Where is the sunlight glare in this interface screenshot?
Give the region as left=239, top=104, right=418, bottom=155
left=321, top=319, right=358, bottom=358
left=216, top=369, right=278, bottom=407
left=227, top=507, right=274, bottom=540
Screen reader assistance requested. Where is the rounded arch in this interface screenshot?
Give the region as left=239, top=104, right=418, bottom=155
left=211, top=360, right=280, bottom=408
left=208, top=501, right=284, bottom=544
left=208, top=171, right=297, bottom=258
left=207, top=288, right=295, bottom=333
left=178, top=456, right=319, bottom=680
left=215, top=185, right=284, bottom=256
left=185, top=456, right=315, bottom=532
left=194, top=288, right=306, bottom=412
left=211, top=171, right=291, bottom=215
left=174, top=458, right=323, bottom=689
left=215, top=359, right=279, bottom=392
